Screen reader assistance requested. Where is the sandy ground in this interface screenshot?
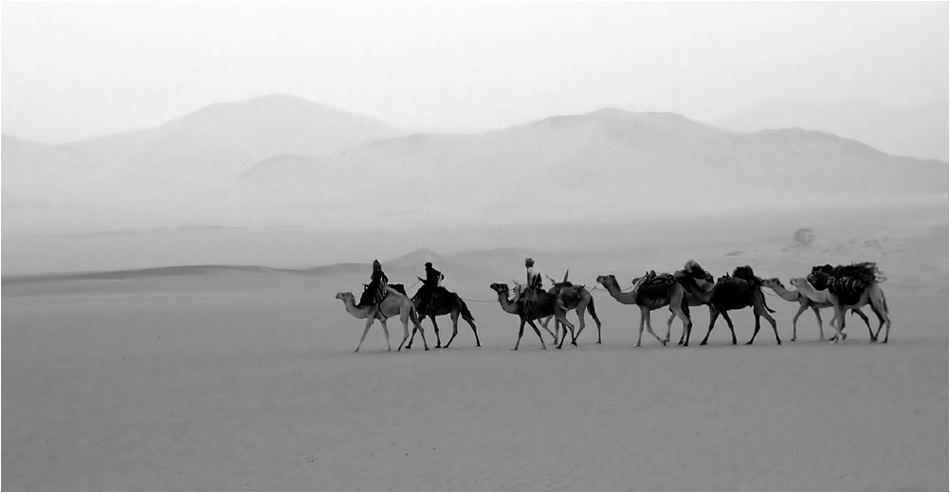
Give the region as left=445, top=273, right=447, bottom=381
left=3, top=211, right=948, bottom=491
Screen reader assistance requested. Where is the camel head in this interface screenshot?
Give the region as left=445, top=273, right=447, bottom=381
left=489, top=282, right=510, bottom=295
left=762, top=278, right=785, bottom=290
left=789, top=278, right=810, bottom=290
left=335, top=292, right=355, bottom=302
left=595, top=275, right=615, bottom=286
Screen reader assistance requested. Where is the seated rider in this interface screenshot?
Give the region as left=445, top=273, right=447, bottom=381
left=419, top=261, right=444, bottom=310
left=357, top=259, right=389, bottom=307
left=515, top=257, right=543, bottom=303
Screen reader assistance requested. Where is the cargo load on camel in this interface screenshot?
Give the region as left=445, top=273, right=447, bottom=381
left=712, top=266, right=762, bottom=311
left=827, top=262, right=885, bottom=306
left=674, top=260, right=714, bottom=288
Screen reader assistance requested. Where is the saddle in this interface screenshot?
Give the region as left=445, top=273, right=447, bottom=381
left=357, top=281, right=390, bottom=308
left=634, top=271, right=675, bottom=300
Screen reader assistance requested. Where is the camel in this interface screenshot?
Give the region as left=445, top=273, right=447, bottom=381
left=335, top=287, right=428, bottom=352
left=789, top=277, right=891, bottom=343
left=595, top=274, right=691, bottom=347
left=677, top=273, right=781, bottom=346
left=489, top=282, right=576, bottom=350
left=407, top=281, right=480, bottom=349
left=761, top=278, right=871, bottom=341
left=539, top=276, right=603, bottom=345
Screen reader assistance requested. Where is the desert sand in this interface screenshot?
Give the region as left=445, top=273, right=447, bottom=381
left=2, top=204, right=948, bottom=491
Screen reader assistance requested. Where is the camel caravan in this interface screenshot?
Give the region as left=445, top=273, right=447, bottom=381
left=336, top=258, right=891, bottom=352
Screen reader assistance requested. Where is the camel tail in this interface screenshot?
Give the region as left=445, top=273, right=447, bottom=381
left=588, top=296, right=601, bottom=324
left=762, top=290, right=776, bottom=313
left=461, top=299, right=475, bottom=321
left=410, top=305, right=423, bottom=327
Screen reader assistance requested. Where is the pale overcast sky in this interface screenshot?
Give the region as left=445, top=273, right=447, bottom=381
left=2, top=1, right=947, bottom=144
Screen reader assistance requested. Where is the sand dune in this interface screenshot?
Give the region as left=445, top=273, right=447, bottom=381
left=3, top=204, right=947, bottom=490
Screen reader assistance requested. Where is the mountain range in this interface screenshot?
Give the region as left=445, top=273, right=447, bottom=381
left=711, top=99, right=948, bottom=162
left=2, top=94, right=947, bottom=236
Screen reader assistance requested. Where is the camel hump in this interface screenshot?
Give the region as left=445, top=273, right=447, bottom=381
left=715, top=275, right=755, bottom=294
left=389, top=284, right=407, bottom=296
left=732, top=265, right=756, bottom=282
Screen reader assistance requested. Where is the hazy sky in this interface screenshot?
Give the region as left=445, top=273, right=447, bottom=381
left=2, top=1, right=947, bottom=144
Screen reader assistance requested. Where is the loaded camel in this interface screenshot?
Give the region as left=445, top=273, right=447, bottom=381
left=760, top=278, right=871, bottom=341
left=789, top=277, right=891, bottom=343
left=677, top=270, right=781, bottom=346
left=595, top=274, right=691, bottom=347
left=489, top=282, right=576, bottom=350
left=539, top=272, right=603, bottom=345
left=406, top=280, right=480, bottom=349
left=335, top=286, right=428, bottom=352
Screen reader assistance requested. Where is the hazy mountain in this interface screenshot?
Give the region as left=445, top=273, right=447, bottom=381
left=710, top=99, right=949, bottom=162
left=2, top=94, right=404, bottom=232
left=3, top=98, right=946, bottom=237
left=244, top=107, right=946, bottom=226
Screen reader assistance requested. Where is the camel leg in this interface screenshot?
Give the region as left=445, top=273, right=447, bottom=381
left=585, top=299, right=603, bottom=344
left=852, top=308, right=874, bottom=341
left=405, top=316, right=424, bottom=350
left=429, top=315, right=443, bottom=348
left=587, top=299, right=603, bottom=344
left=513, top=319, right=527, bottom=350
left=720, top=311, right=738, bottom=345
left=700, top=310, right=721, bottom=345
left=810, top=306, right=823, bottom=341
left=538, top=315, right=558, bottom=343
left=747, top=313, right=762, bottom=345
left=830, top=305, right=846, bottom=343
left=791, top=303, right=809, bottom=341
left=379, top=319, right=392, bottom=351
left=556, top=315, right=576, bottom=349
left=526, top=318, right=548, bottom=350
left=667, top=312, right=678, bottom=344
left=643, top=309, right=666, bottom=346
left=748, top=307, right=780, bottom=345
left=405, top=319, right=429, bottom=351
left=465, top=315, right=481, bottom=347
left=571, top=308, right=586, bottom=346
left=443, top=312, right=460, bottom=348
left=397, top=316, right=412, bottom=351
left=636, top=307, right=647, bottom=347
left=870, top=291, right=891, bottom=343
left=671, top=305, right=691, bottom=347
left=355, top=317, right=375, bottom=352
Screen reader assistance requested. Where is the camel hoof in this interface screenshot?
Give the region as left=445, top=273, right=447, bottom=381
left=776, top=340, right=781, bottom=345
left=700, top=341, right=707, bottom=346
left=424, top=347, right=430, bottom=351
left=745, top=341, right=753, bottom=345
left=792, top=337, right=798, bottom=342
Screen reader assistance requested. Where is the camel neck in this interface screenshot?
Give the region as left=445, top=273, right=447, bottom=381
left=603, top=278, right=637, bottom=303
